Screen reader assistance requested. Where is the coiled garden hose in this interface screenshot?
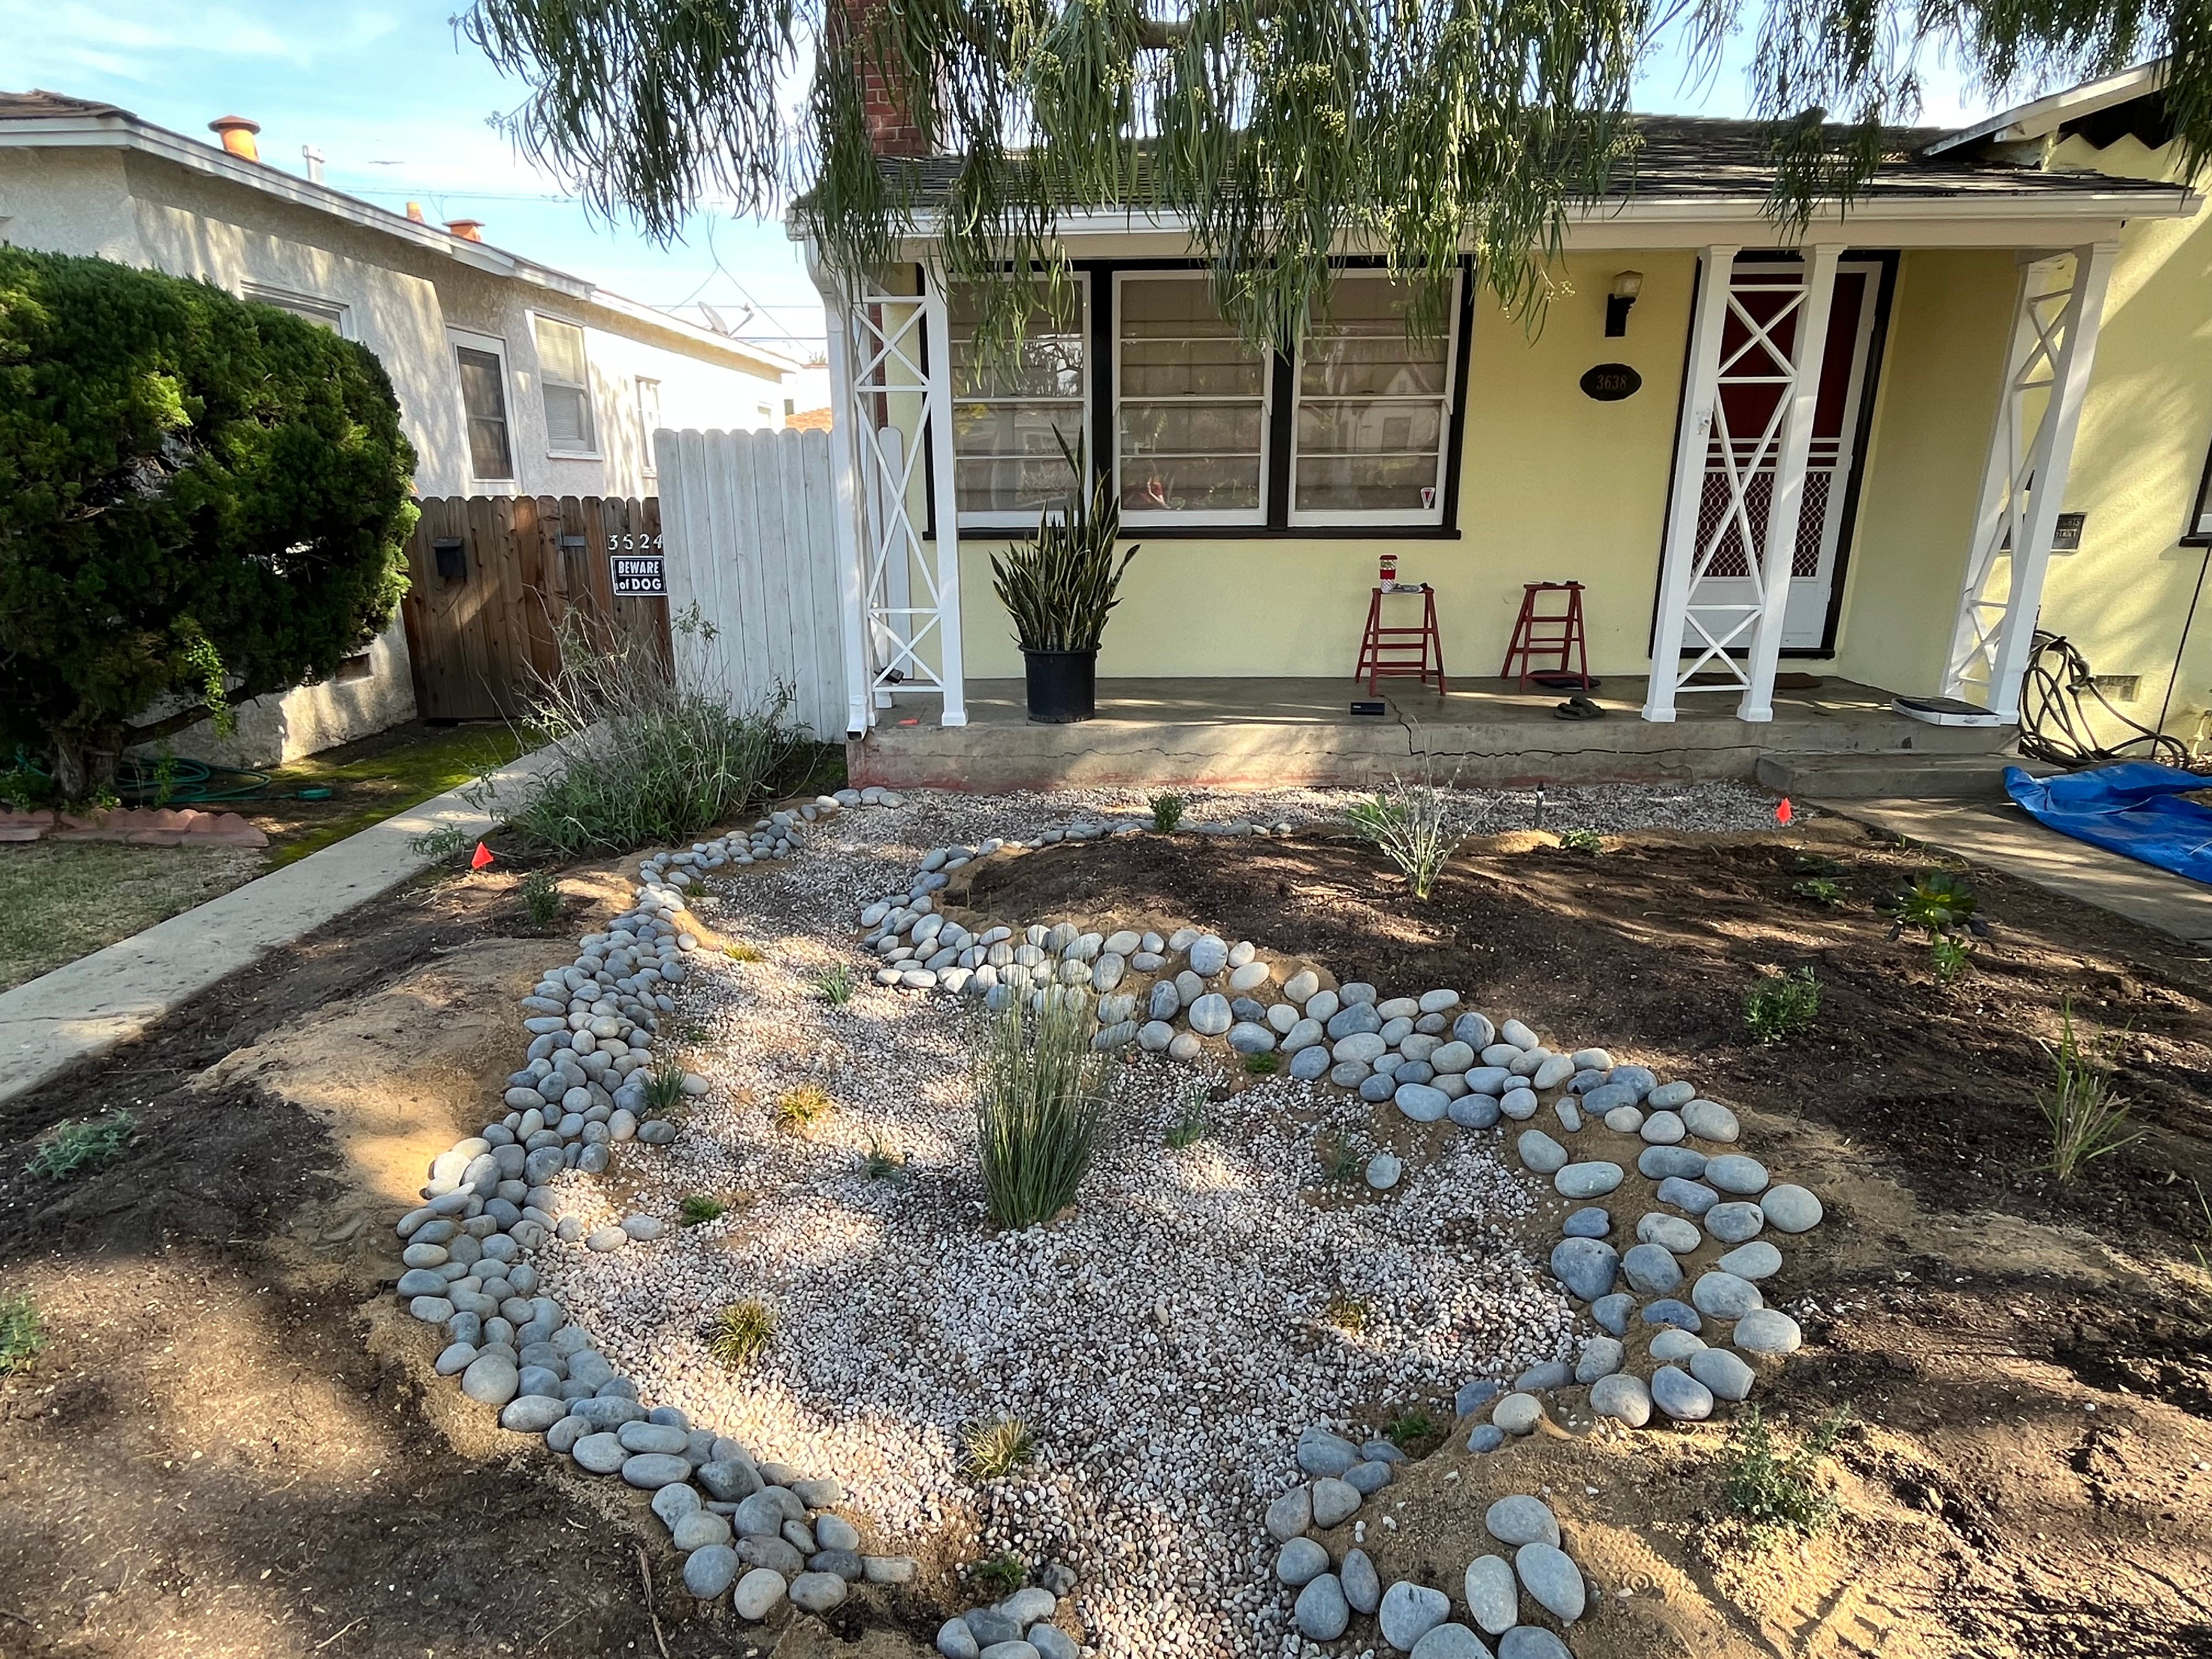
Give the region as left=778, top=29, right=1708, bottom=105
left=2018, top=630, right=2191, bottom=769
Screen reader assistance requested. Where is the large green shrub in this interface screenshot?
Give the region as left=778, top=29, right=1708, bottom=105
left=0, top=247, right=416, bottom=795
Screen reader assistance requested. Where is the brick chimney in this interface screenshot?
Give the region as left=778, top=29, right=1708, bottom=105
left=834, top=0, right=928, bottom=157
left=445, top=218, right=486, bottom=242
left=207, top=114, right=261, bottom=162
left=405, top=201, right=427, bottom=223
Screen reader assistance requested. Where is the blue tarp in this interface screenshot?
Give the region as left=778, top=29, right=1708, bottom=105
left=2004, top=763, right=2212, bottom=886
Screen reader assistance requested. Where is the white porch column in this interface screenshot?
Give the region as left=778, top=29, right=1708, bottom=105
left=1739, top=243, right=1843, bottom=722
left=808, top=248, right=876, bottom=737
left=1644, top=244, right=1741, bottom=723
left=1944, top=241, right=2118, bottom=719
left=919, top=259, right=968, bottom=727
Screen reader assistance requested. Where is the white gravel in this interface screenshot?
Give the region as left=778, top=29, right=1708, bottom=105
left=538, top=786, right=1759, bottom=1653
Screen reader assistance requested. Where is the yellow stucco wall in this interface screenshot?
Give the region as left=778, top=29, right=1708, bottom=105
left=946, top=244, right=2024, bottom=697
left=2036, top=136, right=2212, bottom=753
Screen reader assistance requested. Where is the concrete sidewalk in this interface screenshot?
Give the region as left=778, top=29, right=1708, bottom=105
left=1821, top=795, right=2212, bottom=948
left=0, top=746, right=568, bottom=1107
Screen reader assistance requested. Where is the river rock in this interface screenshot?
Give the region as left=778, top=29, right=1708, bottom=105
left=1342, top=1548, right=1382, bottom=1613
left=1499, top=1630, right=1574, bottom=1659
left=788, top=1570, right=847, bottom=1612
left=1379, top=1580, right=1451, bottom=1650
left=1681, top=1098, right=1740, bottom=1141
left=1733, top=1308, right=1803, bottom=1355
left=1691, top=1270, right=1764, bottom=1319
left=1562, top=1206, right=1612, bottom=1238
left=1298, top=1427, right=1362, bottom=1477
left=1312, top=1476, right=1362, bottom=1528
left=1295, top=1573, right=1351, bottom=1638
left=1515, top=1543, right=1585, bottom=1622
left=1410, top=1626, right=1491, bottom=1659
left=1705, top=1153, right=1770, bottom=1194
left=1517, top=1130, right=1568, bottom=1173
left=1485, top=1495, right=1559, bottom=1547
left=1575, top=1335, right=1624, bottom=1382
left=1491, top=1392, right=1544, bottom=1435
left=684, top=1544, right=740, bottom=1599
left=1549, top=1237, right=1618, bottom=1302
left=1705, top=1200, right=1767, bottom=1243
left=1187, top=993, right=1232, bottom=1035
left=1590, top=1371, right=1652, bottom=1426
left=1762, top=1183, right=1824, bottom=1232
left=1464, top=1553, right=1518, bottom=1634
left=1690, top=1345, right=1758, bottom=1401
left=1621, top=1242, right=1683, bottom=1296
left=622, top=1453, right=692, bottom=1488
left=1717, top=1240, right=1783, bottom=1280
left=1555, top=1161, right=1623, bottom=1198
left=1278, top=1537, right=1330, bottom=1585
left=1638, top=1144, right=1707, bottom=1180
left=1650, top=1364, right=1716, bottom=1421
left=1396, top=1082, right=1450, bottom=1122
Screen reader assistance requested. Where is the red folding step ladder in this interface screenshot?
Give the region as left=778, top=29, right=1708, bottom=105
left=1499, top=581, right=1592, bottom=691
left=1355, top=583, right=1448, bottom=696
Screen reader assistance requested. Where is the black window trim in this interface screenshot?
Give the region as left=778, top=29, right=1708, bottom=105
left=928, top=254, right=1476, bottom=541
left=2185, top=424, right=2212, bottom=547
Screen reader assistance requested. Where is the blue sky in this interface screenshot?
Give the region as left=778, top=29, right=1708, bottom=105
left=5, top=0, right=2001, bottom=357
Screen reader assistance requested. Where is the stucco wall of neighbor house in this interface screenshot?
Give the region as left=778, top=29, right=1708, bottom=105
left=0, top=145, right=143, bottom=259
left=148, top=617, right=418, bottom=769
left=2035, top=136, right=2212, bottom=752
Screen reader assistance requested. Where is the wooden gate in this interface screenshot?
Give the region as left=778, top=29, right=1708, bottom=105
left=399, top=495, right=672, bottom=721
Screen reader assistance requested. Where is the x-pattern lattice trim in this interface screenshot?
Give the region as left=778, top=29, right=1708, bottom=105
left=846, top=290, right=949, bottom=696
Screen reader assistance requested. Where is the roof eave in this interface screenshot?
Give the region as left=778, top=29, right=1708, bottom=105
left=1920, top=60, right=2170, bottom=156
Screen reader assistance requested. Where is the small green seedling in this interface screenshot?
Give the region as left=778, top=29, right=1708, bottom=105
left=1149, top=791, right=1185, bottom=833
left=1323, top=1293, right=1371, bottom=1335
left=972, top=1550, right=1027, bottom=1598
left=407, top=823, right=469, bottom=861
left=815, top=963, right=857, bottom=1006
left=25, top=1111, right=135, bottom=1180
left=518, top=868, right=561, bottom=924
left=1930, top=935, right=1974, bottom=983
left=1165, top=1089, right=1210, bottom=1149
left=1722, top=1405, right=1850, bottom=1547
left=1743, top=968, right=1820, bottom=1045
left=862, top=1136, right=909, bottom=1182
left=1790, top=876, right=1846, bottom=907
left=1242, top=1051, right=1280, bottom=1076
left=707, top=1299, right=776, bottom=1365
left=679, top=1194, right=729, bottom=1227
left=1321, top=1133, right=1363, bottom=1183
left=0, top=1292, right=46, bottom=1375
left=1385, top=1405, right=1442, bottom=1450
left=962, top=1415, right=1035, bottom=1480
left=1882, top=869, right=1986, bottom=942
left=724, top=940, right=765, bottom=963
left=642, top=1062, right=690, bottom=1115
left=1556, top=827, right=1603, bottom=852
left=2036, top=999, right=2140, bottom=1182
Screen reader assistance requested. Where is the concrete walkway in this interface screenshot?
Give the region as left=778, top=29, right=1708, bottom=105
left=0, top=745, right=569, bottom=1107
left=1821, top=795, right=2212, bottom=948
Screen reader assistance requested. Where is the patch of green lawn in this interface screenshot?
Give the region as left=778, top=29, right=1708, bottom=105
left=0, top=840, right=266, bottom=991
left=260, top=723, right=532, bottom=867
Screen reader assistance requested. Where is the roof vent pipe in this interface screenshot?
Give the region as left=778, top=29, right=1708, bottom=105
left=445, top=218, right=485, bottom=242
left=208, top=114, right=261, bottom=162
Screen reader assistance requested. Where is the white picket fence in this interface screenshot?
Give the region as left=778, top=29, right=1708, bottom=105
left=654, top=427, right=848, bottom=740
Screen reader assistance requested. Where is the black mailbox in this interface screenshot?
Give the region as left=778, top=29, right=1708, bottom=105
left=433, top=537, right=466, bottom=580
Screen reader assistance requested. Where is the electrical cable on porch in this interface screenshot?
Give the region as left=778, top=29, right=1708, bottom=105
left=2017, top=630, right=2193, bottom=769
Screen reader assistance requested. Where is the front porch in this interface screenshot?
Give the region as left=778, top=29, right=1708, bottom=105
left=848, top=673, right=2011, bottom=791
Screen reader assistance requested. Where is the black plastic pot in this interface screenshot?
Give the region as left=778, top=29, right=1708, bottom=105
left=1022, top=647, right=1098, bottom=724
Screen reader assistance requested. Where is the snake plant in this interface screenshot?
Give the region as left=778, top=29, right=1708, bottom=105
left=991, top=432, right=1138, bottom=654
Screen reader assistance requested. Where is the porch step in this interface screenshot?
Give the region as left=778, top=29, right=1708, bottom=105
left=1755, top=751, right=2021, bottom=801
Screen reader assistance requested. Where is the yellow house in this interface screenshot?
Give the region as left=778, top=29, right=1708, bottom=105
left=799, top=95, right=2204, bottom=788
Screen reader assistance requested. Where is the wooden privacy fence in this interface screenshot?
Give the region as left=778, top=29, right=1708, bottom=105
left=656, top=427, right=848, bottom=739
left=399, top=495, right=670, bottom=721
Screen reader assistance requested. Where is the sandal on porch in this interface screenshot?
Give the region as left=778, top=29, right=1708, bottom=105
left=1553, top=696, right=1606, bottom=720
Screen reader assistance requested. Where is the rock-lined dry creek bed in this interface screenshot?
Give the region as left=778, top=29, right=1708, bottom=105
left=1, top=782, right=2208, bottom=1659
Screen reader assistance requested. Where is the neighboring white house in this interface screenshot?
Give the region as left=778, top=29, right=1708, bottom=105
left=0, top=88, right=801, bottom=766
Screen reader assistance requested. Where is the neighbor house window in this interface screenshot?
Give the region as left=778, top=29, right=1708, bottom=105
left=242, top=283, right=350, bottom=336
left=450, top=330, right=515, bottom=482
left=948, top=279, right=1088, bottom=528
left=534, top=315, right=597, bottom=453
left=1289, top=272, right=1459, bottom=526
left=635, top=377, right=662, bottom=477
left=1115, top=272, right=1269, bottom=526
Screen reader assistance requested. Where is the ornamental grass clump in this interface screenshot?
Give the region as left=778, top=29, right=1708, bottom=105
left=2037, top=1000, right=2140, bottom=1182
left=990, top=435, right=1138, bottom=653
left=973, top=987, right=1116, bottom=1229
left=507, top=617, right=794, bottom=856
left=961, top=1414, right=1035, bottom=1479
left=707, top=1299, right=775, bottom=1365
left=1345, top=765, right=1484, bottom=900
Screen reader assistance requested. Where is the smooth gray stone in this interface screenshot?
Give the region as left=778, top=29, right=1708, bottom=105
left=815, top=1514, right=861, bottom=1553
left=1763, top=1183, right=1824, bottom=1232
left=1691, top=1270, right=1764, bottom=1319
left=1410, top=1626, right=1491, bottom=1659
left=1429, top=1040, right=1475, bottom=1074
left=738, top=1536, right=805, bottom=1574
left=1705, top=1153, right=1770, bottom=1194
left=1641, top=1298, right=1702, bottom=1331
left=1499, top=1630, right=1575, bottom=1659
left=808, top=1548, right=864, bottom=1581
left=622, top=1453, right=692, bottom=1489
left=1448, top=1093, right=1501, bottom=1129
left=937, top=1620, right=984, bottom=1659
left=571, top=1394, right=646, bottom=1429
left=1149, top=980, right=1183, bottom=1020
left=1718, top=1240, right=1784, bottom=1280
left=684, top=1544, right=739, bottom=1599
left=1650, top=1328, right=1706, bottom=1362
left=1466, top=1424, right=1505, bottom=1452
left=396, top=1268, right=449, bottom=1298
left=1360, top=1071, right=1399, bottom=1103
left=1327, top=1002, right=1383, bottom=1039
left=545, top=1415, right=588, bottom=1453
left=573, top=1431, right=627, bottom=1474
left=1514, top=1542, right=1585, bottom=1622
left=1517, top=1129, right=1568, bottom=1173
left=1029, top=1628, right=1080, bottom=1659
left=1607, top=1063, right=1656, bottom=1093
left=435, top=1338, right=480, bottom=1376
left=1576, top=1335, right=1625, bottom=1382
left=733, top=1565, right=788, bottom=1617
left=1366, top=1152, right=1404, bottom=1190
left=1396, top=1081, right=1450, bottom=1121
left=1651, top=1364, right=1716, bottom=1421
left=1705, top=1200, right=1767, bottom=1243
left=1266, top=1485, right=1314, bottom=1541
left=1733, top=1308, right=1803, bottom=1355
left=1464, top=1552, right=1518, bottom=1634
left=1362, top=1438, right=1407, bottom=1465
left=1554, top=1161, right=1623, bottom=1198
left=1561, top=1206, right=1611, bottom=1238
left=1581, top=1081, right=1638, bottom=1114
left=1549, top=1237, right=1618, bottom=1302
left=1278, top=1537, right=1330, bottom=1585
left=460, top=1352, right=520, bottom=1407
left=1485, top=1494, right=1560, bottom=1548
left=698, top=1457, right=764, bottom=1501
left=1492, top=1393, right=1543, bottom=1436
left=618, top=1420, right=690, bottom=1454
left=964, top=1610, right=1023, bottom=1646
left=1228, top=1020, right=1277, bottom=1054
left=1297, top=1426, right=1362, bottom=1477
left=1455, top=1378, right=1501, bottom=1415
left=1638, top=1144, right=1707, bottom=1180
left=1590, top=1371, right=1652, bottom=1426
left=1621, top=1241, right=1684, bottom=1296
left=1336, top=1031, right=1389, bottom=1065
left=1342, top=1547, right=1382, bottom=1614
left=1591, top=1293, right=1635, bottom=1336
left=1187, top=935, right=1229, bottom=975
left=1681, top=1098, right=1740, bottom=1141
left=1500, top=1087, right=1539, bottom=1120
left=1508, top=1362, right=1565, bottom=1396
left=1346, top=1459, right=1393, bottom=1494
left=499, top=1394, right=568, bottom=1432
left=674, top=1510, right=733, bottom=1551
left=1290, top=1044, right=1332, bottom=1080
left=1657, top=1175, right=1721, bottom=1216
left=1637, top=1211, right=1702, bottom=1253
left=1690, top=1345, right=1758, bottom=1401
left=788, top=1570, right=847, bottom=1612
left=1295, top=1573, right=1351, bottom=1639
left=1647, top=1079, right=1695, bottom=1109
left=1283, top=1016, right=1326, bottom=1052
left=1312, top=1475, right=1362, bottom=1528
left=1379, top=1580, right=1452, bottom=1650
left=1463, top=1066, right=1511, bottom=1094
left=1452, top=1011, right=1496, bottom=1048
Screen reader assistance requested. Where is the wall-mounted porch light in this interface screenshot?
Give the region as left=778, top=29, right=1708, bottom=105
left=1605, top=270, right=1643, bottom=337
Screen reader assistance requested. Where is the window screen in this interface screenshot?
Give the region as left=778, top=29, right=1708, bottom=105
left=1116, top=275, right=1268, bottom=523
left=949, top=281, right=1088, bottom=525
left=1291, top=274, right=1455, bottom=523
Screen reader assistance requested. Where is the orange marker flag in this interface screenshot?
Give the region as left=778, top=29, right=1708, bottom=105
left=1775, top=798, right=1794, bottom=825
left=471, top=840, right=495, bottom=870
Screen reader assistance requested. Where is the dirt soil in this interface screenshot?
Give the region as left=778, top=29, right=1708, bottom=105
left=960, top=815, right=2212, bottom=1658
left=3, top=810, right=2209, bottom=1659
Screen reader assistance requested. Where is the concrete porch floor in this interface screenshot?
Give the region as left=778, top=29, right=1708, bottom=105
left=849, top=674, right=2015, bottom=791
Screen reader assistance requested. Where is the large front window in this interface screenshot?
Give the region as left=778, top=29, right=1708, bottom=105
left=949, top=280, right=1088, bottom=528
left=1115, top=273, right=1270, bottom=526
left=1291, top=273, right=1457, bottom=525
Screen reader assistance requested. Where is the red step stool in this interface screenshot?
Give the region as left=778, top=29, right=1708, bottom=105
left=1355, top=583, right=1448, bottom=696
left=1500, top=581, right=1592, bottom=691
